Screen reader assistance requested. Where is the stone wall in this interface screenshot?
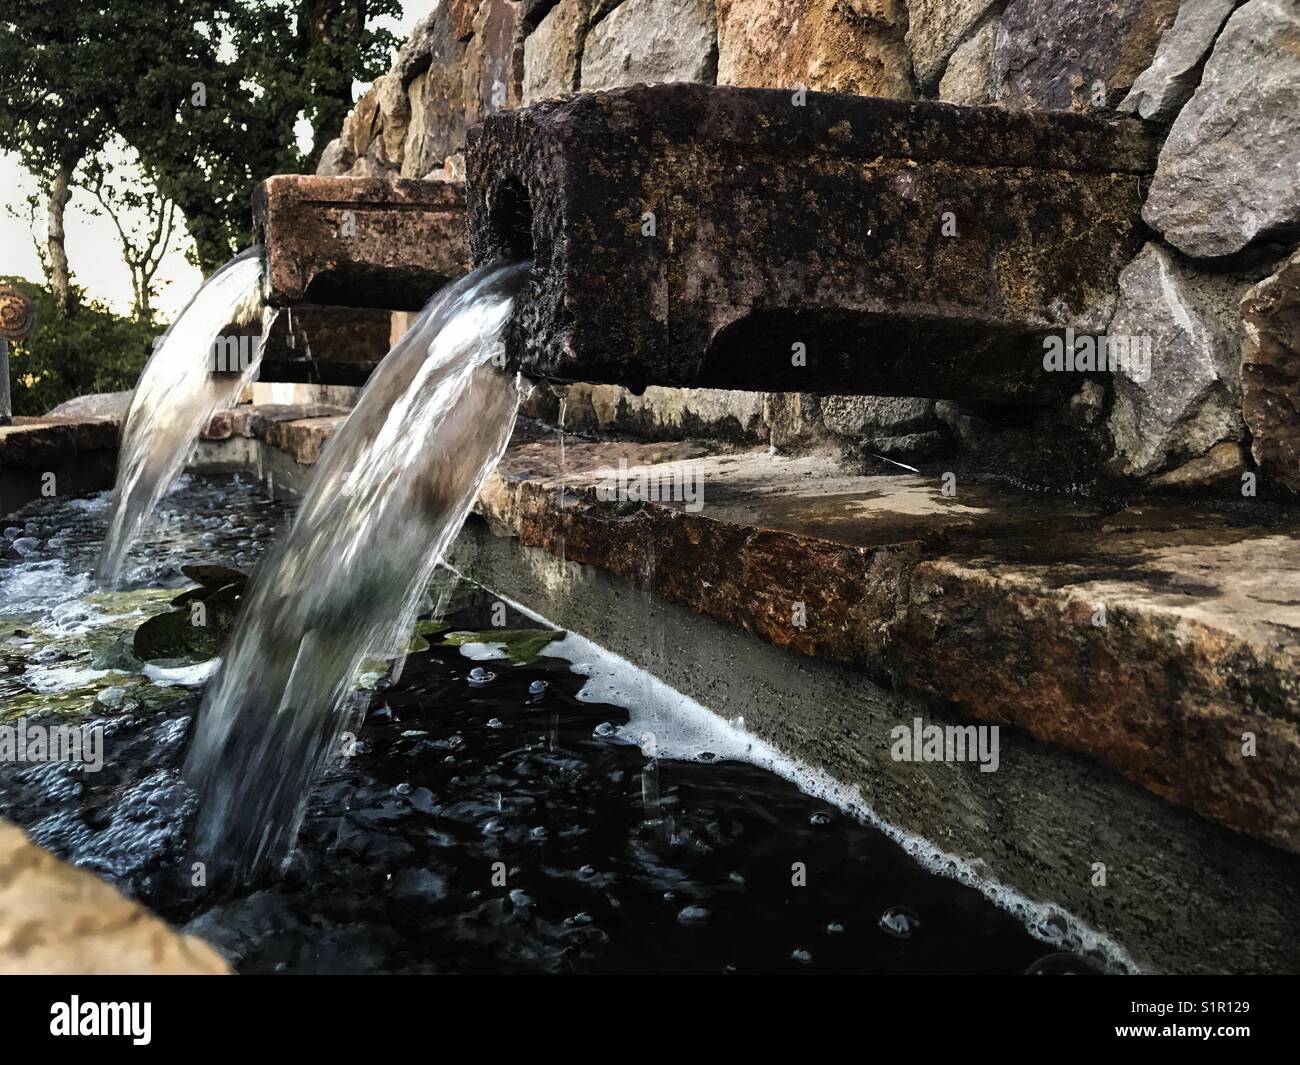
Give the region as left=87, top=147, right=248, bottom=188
left=318, top=0, right=1299, bottom=494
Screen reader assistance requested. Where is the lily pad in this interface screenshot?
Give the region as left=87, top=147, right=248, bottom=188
left=132, top=603, right=236, bottom=661
left=441, top=628, right=566, bottom=665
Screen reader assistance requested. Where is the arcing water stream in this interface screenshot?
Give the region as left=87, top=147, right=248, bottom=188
left=97, top=248, right=266, bottom=587
left=184, top=261, right=528, bottom=882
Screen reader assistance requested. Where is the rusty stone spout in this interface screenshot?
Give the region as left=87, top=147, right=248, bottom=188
left=250, top=174, right=473, bottom=384
left=465, top=84, right=1160, bottom=402
left=253, top=175, right=470, bottom=311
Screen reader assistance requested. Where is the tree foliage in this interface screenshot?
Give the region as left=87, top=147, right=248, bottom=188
left=0, top=1, right=401, bottom=285
left=0, top=276, right=156, bottom=416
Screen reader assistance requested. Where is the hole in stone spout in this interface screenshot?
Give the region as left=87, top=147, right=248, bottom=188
left=488, top=179, right=534, bottom=260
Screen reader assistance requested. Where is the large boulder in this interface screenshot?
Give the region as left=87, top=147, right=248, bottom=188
left=581, top=0, right=717, bottom=90
left=1107, top=243, right=1251, bottom=477
left=906, top=0, right=1000, bottom=91
left=398, top=4, right=475, bottom=177
left=1119, top=0, right=1242, bottom=123
left=938, top=17, right=998, bottom=105
left=1142, top=0, right=1300, bottom=257
left=1241, top=248, right=1300, bottom=494
left=715, top=0, right=915, bottom=98
left=992, top=0, right=1180, bottom=111
left=522, top=0, right=589, bottom=104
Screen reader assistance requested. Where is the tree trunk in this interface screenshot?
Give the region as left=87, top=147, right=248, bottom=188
left=47, top=164, right=74, bottom=316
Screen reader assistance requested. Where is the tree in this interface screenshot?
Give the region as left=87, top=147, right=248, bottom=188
left=123, top=0, right=401, bottom=271
left=78, top=143, right=181, bottom=325
left=1, top=1, right=401, bottom=290
left=0, top=2, right=123, bottom=315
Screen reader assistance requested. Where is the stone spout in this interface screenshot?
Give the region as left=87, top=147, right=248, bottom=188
left=253, top=175, right=470, bottom=311
left=465, top=84, right=1160, bottom=402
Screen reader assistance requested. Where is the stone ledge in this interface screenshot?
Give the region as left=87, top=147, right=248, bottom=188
left=473, top=438, right=1300, bottom=853
left=0, top=820, right=227, bottom=975
left=0, top=416, right=119, bottom=469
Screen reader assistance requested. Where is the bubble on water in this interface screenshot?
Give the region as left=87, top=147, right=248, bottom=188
left=809, top=811, right=831, bottom=827
left=486, top=717, right=505, bottom=729
left=12, top=537, right=42, bottom=557
left=826, top=921, right=845, bottom=935
left=791, top=948, right=813, bottom=964
left=3, top=527, right=19, bottom=539
left=400, top=730, right=428, bottom=738
left=528, top=679, right=547, bottom=695
left=508, top=889, right=532, bottom=909
left=393, top=783, right=412, bottom=796
left=96, top=686, right=127, bottom=708
left=1024, top=952, right=1102, bottom=975
left=30, top=645, right=63, bottom=664
left=564, top=912, right=593, bottom=927
left=677, top=905, right=710, bottom=925
left=593, top=721, right=618, bottom=738
left=467, top=666, right=496, bottom=686
left=879, top=906, right=921, bottom=940
left=529, top=826, right=547, bottom=839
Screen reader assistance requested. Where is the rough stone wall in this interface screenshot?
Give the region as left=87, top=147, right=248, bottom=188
left=318, top=0, right=1300, bottom=494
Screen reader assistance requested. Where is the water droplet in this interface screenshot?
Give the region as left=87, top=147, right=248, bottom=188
left=879, top=906, right=921, bottom=940
left=1024, top=952, right=1102, bottom=975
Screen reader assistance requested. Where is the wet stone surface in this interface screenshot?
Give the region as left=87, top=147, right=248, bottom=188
left=0, top=478, right=1069, bottom=974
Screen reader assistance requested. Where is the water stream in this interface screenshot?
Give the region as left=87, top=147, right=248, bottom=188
left=97, top=248, right=266, bottom=587
left=184, top=261, right=528, bottom=883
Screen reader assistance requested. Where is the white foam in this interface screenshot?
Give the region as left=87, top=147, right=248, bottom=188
left=445, top=566, right=1141, bottom=974
left=23, top=664, right=114, bottom=694
left=455, top=642, right=510, bottom=662
left=144, top=658, right=220, bottom=687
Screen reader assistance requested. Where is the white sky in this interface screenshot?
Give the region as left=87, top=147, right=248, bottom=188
left=0, top=3, right=431, bottom=319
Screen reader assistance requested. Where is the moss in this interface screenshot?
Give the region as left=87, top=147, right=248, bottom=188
left=440, top=627, right=567, bottom=665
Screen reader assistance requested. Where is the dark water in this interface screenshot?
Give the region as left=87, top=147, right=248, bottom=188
left=0, top=477, right=1095, bottom=974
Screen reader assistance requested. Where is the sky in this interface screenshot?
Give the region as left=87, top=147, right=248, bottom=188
left=0, top=2, right=430, bottom=320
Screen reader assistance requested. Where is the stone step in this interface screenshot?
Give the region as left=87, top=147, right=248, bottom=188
left=466, top=84, right=1159, bottom=400
left=472, top=436, right=1300, bottom=854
